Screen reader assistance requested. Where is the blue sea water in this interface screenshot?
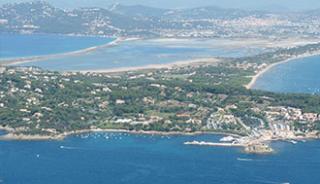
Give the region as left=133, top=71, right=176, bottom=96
left=0, top=133, right=319, bottom=184
left=18, top=38, right=268, bottom=71
left=0, top=33, right=114, bottom=59
left=253, top=55, right=320, bottom=94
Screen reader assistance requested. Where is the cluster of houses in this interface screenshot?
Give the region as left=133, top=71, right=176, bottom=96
left=266, top=106, right=320, bottom=123
left=206, top=108, right=242, bottom=131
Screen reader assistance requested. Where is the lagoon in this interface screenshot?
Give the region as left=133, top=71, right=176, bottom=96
left=20, top=38, right=268, bottom=71
left=1, top=34, right=272, bottom=71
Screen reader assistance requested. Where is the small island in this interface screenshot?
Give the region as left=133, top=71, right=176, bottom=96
left=0, top=42, right=320, bottom=154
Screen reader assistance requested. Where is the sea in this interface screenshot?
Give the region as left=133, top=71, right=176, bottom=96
left=252, top=55, right=320, bottom=94
left=0, top=33, right=114, bottom=59
left=1, top=132, right=320, bottom=184
left=1, top=34, right=320, bottom=184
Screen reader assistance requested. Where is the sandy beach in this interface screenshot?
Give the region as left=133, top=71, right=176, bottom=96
left=246, top=51, right=320, bottom=89
left=150, top=37, right=320, bottom=49
left=79, top=57, right=221, bottom=74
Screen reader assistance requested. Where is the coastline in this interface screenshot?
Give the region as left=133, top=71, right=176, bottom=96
left=245, top=51, right=320, bottom=89
left=0, top=37, right=135, bottom=66
left=1, top=127, right=318, bottom=154
left=0, top=127, right=241, bottom=141
left=79, top=57, right=220, bottom=74
left=1, top=125, right=319, bottom=155
left=1, top=36, right=320, bottom=154
left=1, top=126, right=317, bottom=143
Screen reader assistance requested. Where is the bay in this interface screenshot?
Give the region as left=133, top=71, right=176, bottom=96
left=0, top=133, right=320, bottom=184
left=253, top=55, right=320, bottom=94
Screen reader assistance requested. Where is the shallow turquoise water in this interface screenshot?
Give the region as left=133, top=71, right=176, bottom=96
left=253, top=55, right=320, bottom=94
left=0, top=132, right=319, bottom=184
left=0, top=33, right=114, bottom=59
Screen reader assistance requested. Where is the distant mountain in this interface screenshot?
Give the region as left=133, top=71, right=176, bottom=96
left=307, top=9, right=320, bottom=16
left=0, top=1, right=158, bottom=36
left=108, top=5, right=266, bottom=20
left=0, top=1, right=319, bottom=38
left=254, top=4, right=291, bottom=12
left=162, top=6, right=261, bottom=20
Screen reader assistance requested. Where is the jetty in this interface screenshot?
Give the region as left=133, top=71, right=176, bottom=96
left=184, top=140, right=274, bottom=154
left=184, top=141, right=244, bottom=147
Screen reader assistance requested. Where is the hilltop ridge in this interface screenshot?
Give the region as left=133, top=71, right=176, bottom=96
left=0, top=1, right=319, bottom=38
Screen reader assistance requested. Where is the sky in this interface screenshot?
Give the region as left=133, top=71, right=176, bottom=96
left=0, top=0, right=320, bottom=11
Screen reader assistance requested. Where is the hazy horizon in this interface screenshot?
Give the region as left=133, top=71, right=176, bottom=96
left=0, top=0, right=320, bottom=11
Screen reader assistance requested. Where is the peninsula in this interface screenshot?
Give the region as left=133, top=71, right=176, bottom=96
left=1, top=42, right=320, bottom=154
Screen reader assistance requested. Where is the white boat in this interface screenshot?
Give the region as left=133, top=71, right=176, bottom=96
left=289, top=140, right=298, bottom=144
left=220, top=136, right=235, bottom=142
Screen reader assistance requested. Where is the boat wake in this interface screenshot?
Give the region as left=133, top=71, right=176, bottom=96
left=59, top=145, right=84, bottom=150
left=253, top=179, right=290, bottom=184
left=237, top=157, right=269, bottom=163
left=237, top=158, right=254, bottom=162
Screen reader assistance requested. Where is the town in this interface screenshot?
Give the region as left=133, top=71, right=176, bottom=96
left=1, top=2, right=319, bottom=39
